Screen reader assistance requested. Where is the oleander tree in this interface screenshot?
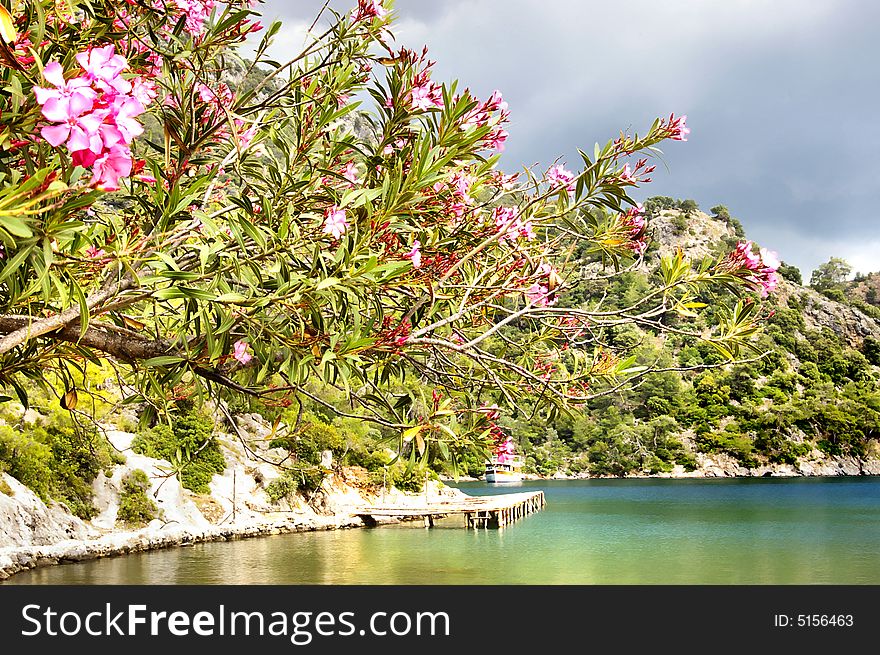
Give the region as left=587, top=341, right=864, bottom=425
left=0, top=0, right=780, bottom=470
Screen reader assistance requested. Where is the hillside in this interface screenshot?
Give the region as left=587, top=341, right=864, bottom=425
left=848, top=272, right=880, bottom=308
left=505, top=200, right=880, bottom=478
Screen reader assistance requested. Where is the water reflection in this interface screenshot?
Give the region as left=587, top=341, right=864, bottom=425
left=6, top=477, right=879, bottom=584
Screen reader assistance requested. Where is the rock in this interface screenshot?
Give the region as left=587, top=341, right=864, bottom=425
left=0, top=473, right=96, bottom=548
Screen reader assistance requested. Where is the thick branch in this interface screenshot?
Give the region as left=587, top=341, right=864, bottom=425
left=0, top=315, right=171, bottom=363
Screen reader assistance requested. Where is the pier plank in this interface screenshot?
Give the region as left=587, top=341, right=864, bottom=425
left=349, top=490, right=545, bottom=528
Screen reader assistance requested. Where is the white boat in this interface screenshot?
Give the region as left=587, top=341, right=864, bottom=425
left=484, top=455, right=524, bottom=483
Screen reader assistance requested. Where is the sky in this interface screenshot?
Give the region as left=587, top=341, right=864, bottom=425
left=255, top=0, right=880, bottom=278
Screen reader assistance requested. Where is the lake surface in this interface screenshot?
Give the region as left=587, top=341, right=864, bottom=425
left=7, top=476, right=880, bottom=584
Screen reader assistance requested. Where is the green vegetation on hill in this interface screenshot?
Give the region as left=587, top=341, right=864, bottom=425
left=0, top=376, right=124, bottom=518
left=487, top=200, right=880, bottom=476
left=132, top=403, right=226, bottom=494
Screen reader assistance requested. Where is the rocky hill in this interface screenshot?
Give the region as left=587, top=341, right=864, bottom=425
left=509, top=200, right=880, bottom=479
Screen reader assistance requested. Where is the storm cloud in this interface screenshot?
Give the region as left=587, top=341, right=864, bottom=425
left=256, top=0, right=880, bottom=277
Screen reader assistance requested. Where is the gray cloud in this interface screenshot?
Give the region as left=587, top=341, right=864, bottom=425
left=255, top=0, right=880, bottom=276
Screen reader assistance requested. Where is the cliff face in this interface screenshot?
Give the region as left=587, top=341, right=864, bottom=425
left=848, top=272, right=880, bottom=307
left=777, top=281, right=880, bottom=347
left=649, top=209, right=880, bottom=348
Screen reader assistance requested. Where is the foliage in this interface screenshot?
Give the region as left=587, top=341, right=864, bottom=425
left=265, top=474, right=299, bottom=505
left=116, top=469, right=157, bottom=525
left=0, top=1, right=779, bottom=479
left=388, top=461, right=428, bottom=492
left=132, top=407, right=225, bottom=493
left=0, top=412, right=119, bottom=518
left=810, top=257, right=852, bottom=291
left=777, top=262, right=803, bottom=285
left=863, top=337, right=880, bottom=366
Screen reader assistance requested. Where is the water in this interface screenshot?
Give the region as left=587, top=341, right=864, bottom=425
left=7, top=477, right=880, bottom=584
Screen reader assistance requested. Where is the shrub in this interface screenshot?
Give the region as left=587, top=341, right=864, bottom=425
left=269, top=416, right=347, bottom=465
left=389, top=462, right=427, bottom=492
left=863, top=337, right=880, bottom=366
left=117, top=469, right=157, bottom=525
left=265, top=475, right=299, bottom=505
left=671, top=213, right=688, bottom=234
left=777, top=262, right=803, bottom=285
left=0, top=426, right=53, bottom=500
left=0, top=417, right=120, bottom=519
left=133, top=409, right=226, bottom=493
left=695, top=428, right=758, bottom=467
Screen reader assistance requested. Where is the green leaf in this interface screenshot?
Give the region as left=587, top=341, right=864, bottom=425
left=315, top=277, right=340, bottom=291
left=143, top=355, right=186, bottom=367
left=0, top=215, right=33, bottom=238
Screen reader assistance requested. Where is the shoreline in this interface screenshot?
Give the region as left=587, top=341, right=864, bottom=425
left=4, top=459, right=879, bottom=582
left=0, top=512, right=368, bottom=582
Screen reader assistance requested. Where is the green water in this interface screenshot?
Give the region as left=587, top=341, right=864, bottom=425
left=7, top=476, right=880, bottom=584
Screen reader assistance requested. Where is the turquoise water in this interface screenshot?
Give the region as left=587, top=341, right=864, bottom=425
left=7, top=476, right=880, bottom=584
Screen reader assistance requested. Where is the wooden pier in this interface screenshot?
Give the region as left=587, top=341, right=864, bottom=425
left=351, top=490, right=545, bottom=529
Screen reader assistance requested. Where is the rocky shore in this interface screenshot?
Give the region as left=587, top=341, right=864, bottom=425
left=3, top=409, right=878, bottom=581
left=532, top=451, right=880, bottom=480
left=0, top=414, right=465, bottom=582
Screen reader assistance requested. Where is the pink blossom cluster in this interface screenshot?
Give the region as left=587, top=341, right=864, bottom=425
left=494, top=436, right=516, bottom=464
left=547, top=164, right=576, bottom=195
left=232, top=339, right=252, bottom=365
left=494, top=206, right=535, bottom=242
left=459, top=89, right=509, bottom=152
left=432, top=170, right=475, bottom=222
left=619, top=204, right=648, bottom=255
left=617, top=158, right=656, bottom=185
left=405, top=240, right=422, bottom=268
left=354, top=0, right=388, bottom=22
left=323, top=205, right=349, bottom=239
left=34, top=45, right=154, bottom=191
left=113, top=1, right=261, bottom=75
left=172, top=0, right=216, bottom=36
left=660, top=113, right=690, bottom=141
left=194, top=81, right=257, bottom=145
left=523, top=263, right=559, bottom=308
left=722, top=241, right=780, bottom=298
left=407, top=69, right=444, bottom=112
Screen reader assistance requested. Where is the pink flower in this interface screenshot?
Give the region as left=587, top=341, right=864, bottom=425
left=524, top=283, right=554, bottom=307
left=405, top=240, right=422, bottom=268
left=547, top=165, right=576, bottom=195
left=40, top=110, right=103, bottom=153
left=723, top=241, right=779, bottom=297
left=485, top=90, right=508, bottom=113
left=111, top=96, right=147, bottom=144
left=759, top=271, right=779, bottom=298
left=664, top=113, right=690, bottom=141
left=232, top=339, right=253, bottom=365
left=34, top=62, right=96, bottom=119
left=322, top=206, right=349, bottom=239
left=494, top=206, right=534, bottom=242
left=408, top=82, right=444, bottom=111
left=131, top=78, right=158, bottom=106
left=75, top=45, right=131, bottom=94
left=355, top=0, right=388, bottom=21
left=341, top=161, right=359, bottom=186
left=85, top=245, right=106, bottom=259
left=173, top=0, right=216, bottom=36
left=485, top=127, right=508, bottom=152
left=89, top=145, right=133, bottom=191
left=759, top=247, right=780, bottom=271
